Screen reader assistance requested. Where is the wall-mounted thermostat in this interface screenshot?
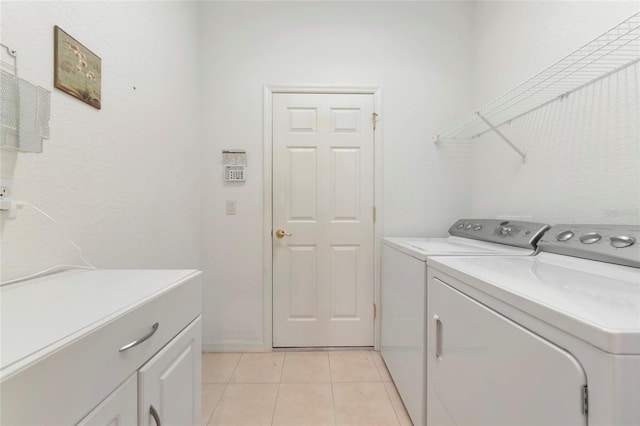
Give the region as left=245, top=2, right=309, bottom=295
left=222, top=149, right=247, bottom=182
left=224, top=165, right=246, bottom=182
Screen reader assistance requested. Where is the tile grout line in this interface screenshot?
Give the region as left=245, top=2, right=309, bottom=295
left=329, top=351, right=338, bottom=426
left=270, top=382, right=281, bottom=426
left=204, top=351, right=403, bottom=426
left=270, top=352, right=287, bottom=426
left=373, top=353, right=404, bottom=426
left=229, top=352, right=243, bottom=384
left=205, top=381, right=228, bottom=426
left=202, top=353, right=242, bottom=426
left=328, top=351, right=335, bottom=382
left=371, top=352, right=385, bottom=381
left=381, top=381, right=403, bottom=426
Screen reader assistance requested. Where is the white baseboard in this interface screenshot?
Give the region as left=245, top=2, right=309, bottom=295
left=202, top=340, right=267, bottom=353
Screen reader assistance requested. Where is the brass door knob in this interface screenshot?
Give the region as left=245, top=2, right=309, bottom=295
left=275, top=229, right=292, bottom=239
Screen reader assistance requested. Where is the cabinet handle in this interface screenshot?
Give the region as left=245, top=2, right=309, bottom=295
left=119, top=322, right=159, bottom=352
left=434, top=315, right=443, bottom=359
left=150, top=404, right=162, bottom=426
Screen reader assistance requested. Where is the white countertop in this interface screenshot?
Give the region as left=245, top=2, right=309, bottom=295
left=0, top=269, right=201, bottom=380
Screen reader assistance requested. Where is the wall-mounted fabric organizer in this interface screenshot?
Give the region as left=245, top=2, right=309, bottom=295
left=1, top=43, right=51, bottom=153
left=434, top=12, right=640, bottom=163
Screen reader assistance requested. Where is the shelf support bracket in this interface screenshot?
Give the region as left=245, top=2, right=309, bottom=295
left=476, top=112, right=526, bottom=163
left=1, top=43, right=18, bottom=75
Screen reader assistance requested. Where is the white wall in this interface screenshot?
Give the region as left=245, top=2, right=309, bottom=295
left=0, top=1, right=202, bottom=281
left=199, top=1, right=475, bottom=350
left=8, top=1, right=630, bottom=352
left=470, top=2, right=640, bottom=224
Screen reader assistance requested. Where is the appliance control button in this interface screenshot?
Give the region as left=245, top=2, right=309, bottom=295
left=580, top=233, right=601, bottom=244
left=473, top=224, right=482, bottom=231
left=456, top=223, right=465, bottom=229
left=556, top=231, right=575, bottom=242
left=610, top=235, right=636, bottom=248
left=499, top=226, right=512, bottom=236
left=465, top=223, right=473, bottom=230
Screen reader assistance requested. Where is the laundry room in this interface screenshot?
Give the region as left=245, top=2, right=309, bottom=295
left=1, top=1, right=638, bottom=425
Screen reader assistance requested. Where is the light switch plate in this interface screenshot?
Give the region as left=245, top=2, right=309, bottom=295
left=226, top=200, right=236, bottom=215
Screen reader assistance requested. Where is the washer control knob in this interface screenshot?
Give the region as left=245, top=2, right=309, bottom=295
left=473, top=224, right=482, bottom=231
left=579, top=233, right=601, bottom=244
left=556, top=231, right=575, bottom=242
left=499, top=226, right=512, bottom=236
left=610, top=235, right=636, bottom=248
left=464, top=223, right=473, bottom=230
left=456, top=223, right=465, bottom=229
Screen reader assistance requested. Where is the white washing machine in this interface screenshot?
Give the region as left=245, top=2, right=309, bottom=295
left=381, top=219, right=550, bottom=426
left=426, top=224, right=640, bottom=426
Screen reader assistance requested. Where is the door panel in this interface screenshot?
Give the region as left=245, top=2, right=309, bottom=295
left=427, top=278, right=587, bottom=426
left=138, top=317, right=201, bottom=426
left=330, top=245, right=359, bottom=319
left=76, top=374, right=137, bottom=426
left=288, top=148, right=317, bottom=220
left=288, top=245, right=318, bottom=319
left=331, top=148, right=361, bottom=220
left=273, top=93, right=375, bottom=347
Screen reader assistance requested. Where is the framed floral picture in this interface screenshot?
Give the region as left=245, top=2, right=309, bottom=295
left=54, top=26, right=101, bottom=109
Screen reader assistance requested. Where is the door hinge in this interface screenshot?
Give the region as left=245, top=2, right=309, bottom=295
left=373, top=207, right=377, bottom=222
left=582, top=385, right=589, bottom=416
left=372, top=112, right=378, bottom=130
left=373, top=303, right=377, bottom=319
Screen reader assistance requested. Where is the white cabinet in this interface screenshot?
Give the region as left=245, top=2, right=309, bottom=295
left=77, top=374, right=138, bottom=426
left=139, top=318, right=202, bottom=426
left=0, top=269, right=202, bottom=426
left=77, top=318, right=202, bottom=426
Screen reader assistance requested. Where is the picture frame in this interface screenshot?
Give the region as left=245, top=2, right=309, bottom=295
left=54, top=26, right=101, bottom=109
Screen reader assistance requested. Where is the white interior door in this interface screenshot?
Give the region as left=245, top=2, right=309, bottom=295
left=272, top=93, right=375, bottom=347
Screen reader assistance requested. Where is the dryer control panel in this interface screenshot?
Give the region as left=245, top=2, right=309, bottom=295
left=538, top=224, right=640, bottom=268
left=448, top=219, right=550, bottom=250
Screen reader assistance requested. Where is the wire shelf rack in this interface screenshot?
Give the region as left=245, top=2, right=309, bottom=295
left=434, top=12, right=640, bottom=162
left=1, top=43, right=51, bottom=153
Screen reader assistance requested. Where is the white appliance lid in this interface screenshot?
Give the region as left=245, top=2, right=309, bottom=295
left=383, top=236, right=533, bottom=261
left=428, top=253, right=640, bottom=355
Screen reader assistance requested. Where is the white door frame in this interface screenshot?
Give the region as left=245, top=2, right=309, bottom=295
left=263, top=85, right=383, bottom=351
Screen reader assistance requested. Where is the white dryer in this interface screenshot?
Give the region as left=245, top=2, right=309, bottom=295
left=381, top=219, right=549, bottom=426
left=426, top=224, right=640, bottom=426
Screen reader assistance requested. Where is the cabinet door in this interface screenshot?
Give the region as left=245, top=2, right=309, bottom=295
left=76, top=374, right=137, bottom=426
left=427, top=278, right=587, bottom=426
left=139, top=316, right=202, bottom=426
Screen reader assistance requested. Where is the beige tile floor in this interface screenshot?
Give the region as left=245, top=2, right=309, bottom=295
left=201, top=350, right=413, bottom=426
